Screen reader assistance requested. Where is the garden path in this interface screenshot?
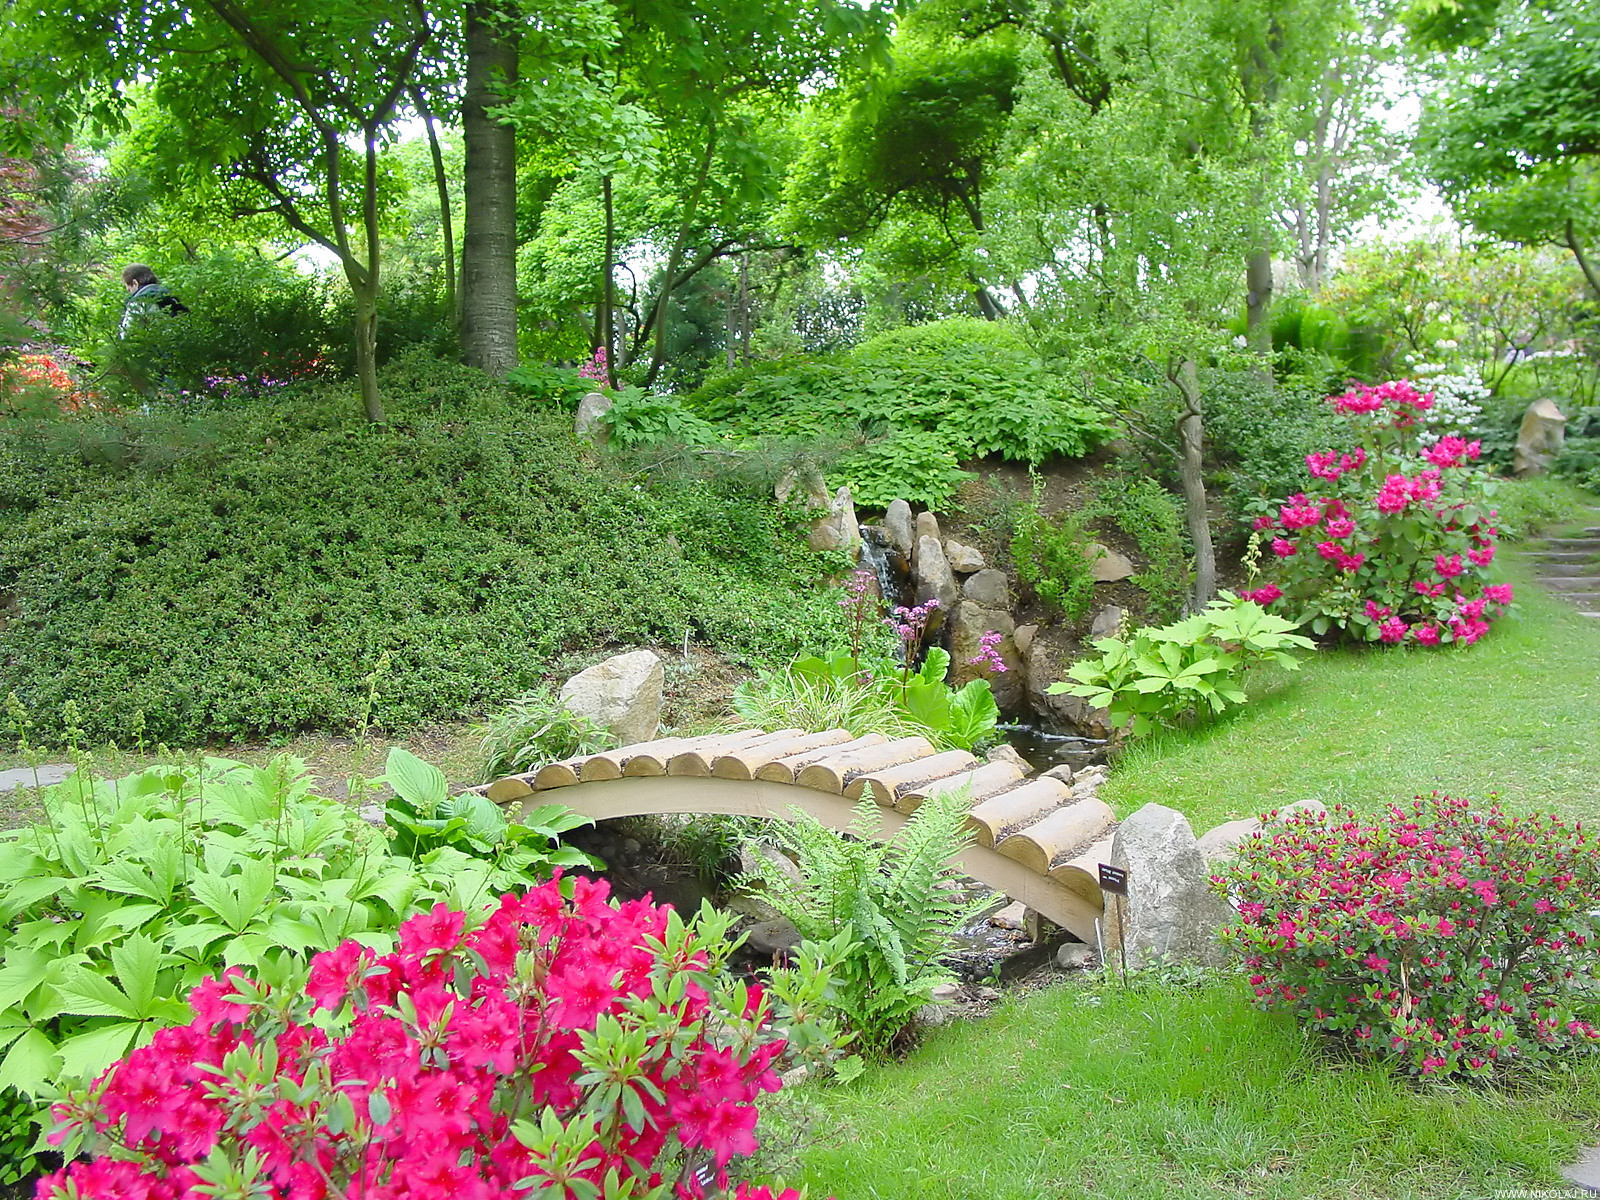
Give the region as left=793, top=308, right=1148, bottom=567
left=471, top=728, right=1116, bottom=943
left=1532, top=513, right=1600, bottom=619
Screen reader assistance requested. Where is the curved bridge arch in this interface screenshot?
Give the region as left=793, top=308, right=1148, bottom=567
left=474, top=728, right=1115, bottom=945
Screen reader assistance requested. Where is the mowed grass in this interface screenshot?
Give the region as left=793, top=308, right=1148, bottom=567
left=791, top=977, right=1600, bottom=1200
left=1100, top=546, right=1600, bottom=835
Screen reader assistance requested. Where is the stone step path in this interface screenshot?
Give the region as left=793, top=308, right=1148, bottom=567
left=471, top=728, right=1116, bottom=941
left=1532, top=519, right=1600, bottom=620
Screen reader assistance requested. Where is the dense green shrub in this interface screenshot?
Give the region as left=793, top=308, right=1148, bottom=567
left=0, top=360, right=847, bottom=745
left=103, top=251, right=341, bottom=405
left=1093, top=472, right=1189, bottom=620
left=830, top=429, right=972, bottom=509
left=475, top=687, right=615, bottom=781
left=1010, top=491, right=1099, bottom=622
left=683, top=317, right=1114, bottom=507
left=1049, top=593, right=1314, bottom=735
left=1202, top=369, right=1344, bottom=518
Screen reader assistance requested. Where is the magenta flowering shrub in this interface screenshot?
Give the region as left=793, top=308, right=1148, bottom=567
left=42, top=877, right=839, bottom=1200
left=1245, top=380, right=1512, bottom=646
left=1217, top=795, right=1600, bottom=1078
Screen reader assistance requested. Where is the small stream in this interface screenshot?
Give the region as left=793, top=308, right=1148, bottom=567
left=1000, top=723, right=1108, bottom=773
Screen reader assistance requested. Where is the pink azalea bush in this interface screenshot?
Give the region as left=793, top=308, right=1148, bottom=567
left=41, top=876, right=837, bottom=1200
left=1216, top=795, right=1600, bottom=1078
left=1244, top=380, right=1512, bottom=646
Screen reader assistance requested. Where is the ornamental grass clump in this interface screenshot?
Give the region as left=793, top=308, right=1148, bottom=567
left=1245, top=379, right=1513, bottom=646
left=44, top=877, right=845, bottom=1200
left=1217, top=795, right=1600, bottom=1079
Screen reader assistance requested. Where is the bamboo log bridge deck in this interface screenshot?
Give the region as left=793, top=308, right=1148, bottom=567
left=472, top=728, right=1116, bottom=944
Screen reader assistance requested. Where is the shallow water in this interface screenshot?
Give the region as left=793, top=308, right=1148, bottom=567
left=1000, top=723, right=1108, bottom=773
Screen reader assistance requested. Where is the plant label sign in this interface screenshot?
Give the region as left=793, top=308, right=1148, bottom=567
left=1097, top=863, right=1129, bottom=896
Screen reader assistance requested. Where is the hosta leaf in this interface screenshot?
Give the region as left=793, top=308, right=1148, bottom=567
left=384, top=748, right=447, bottom=819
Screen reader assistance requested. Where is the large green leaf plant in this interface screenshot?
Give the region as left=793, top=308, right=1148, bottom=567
left=0, top=753, right=589, bottom=1119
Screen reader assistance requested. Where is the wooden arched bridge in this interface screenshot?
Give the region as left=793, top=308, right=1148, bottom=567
left=475, top=728, right=1116, bottom=944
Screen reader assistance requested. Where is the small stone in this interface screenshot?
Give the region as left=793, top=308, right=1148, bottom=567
left=775, top=466, right=829, bottom=509
left=621, top=838, right=642, bottom=856
left=1013, top=624, right=1038, bottom=657
left=574, top=392, right=613, bottom=445
left=725, top=893, right=783, bottom=922
left=1042, top=763, right=1075, bottom=785
left=884, top=500, right=915, bottom=556
left=1089, top=604, right=1125, bottom=640
left=780, top=1065, right=811, bottom=1088
left=1085, top=543, right=1135, bottom=583
left=962, top=568, right=1011, bottom=607
left=988, top=901, right=1028, bottom=930
left=930, top=983, right=961, bottom=1003
left=745, top=918, right=802, bottom=958
left=915, top=511, right=942, bottom=548
left=1055, top=942, right=1097, bottom=970
left=358, top=803, right=387, bottom=827
left=945, top=539, right=987, bottom=573
left=739, top=841, right=803, bottom=887
left=1272, top=798, right=1328, bottom=822
left=972, top=985, right=1001, bottom=1001
left=914, top=535, right=959, bottom=620
left=986, top=743, right=1032, bottom=773
left=1196, top=817, right=1263, bottom=865
left=914, top=1003, right=949, bottom=1027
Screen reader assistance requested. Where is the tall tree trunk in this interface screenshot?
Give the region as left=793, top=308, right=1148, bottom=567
left=411, top=87, right=458, bottom=333
left=462, top=2, right=519, bottom=374
left=644, top=123, right=717, bottom=388
left=1245, top=245, right=1274, bottom=370
left=1171, top=358, right=1216, bottom=610
left=601, top=173, right=616, bottom=386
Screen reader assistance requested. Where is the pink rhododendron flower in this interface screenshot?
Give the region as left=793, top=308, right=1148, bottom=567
left=1411, top=623, right=1441, bottom=646
left=1482, top=583, right=1513, bottom=605
left=1242, top=584, right=1282, bottom=605
left=1271, top=537, right=1297, bottom=558
left=1468, top=544, right=1494, bottom=567
left=1378, top=617, right=1408, bottom=644
left=1326, top=517, right=1356, bottom=539
left=1435, top=553, right=1464, bottom=580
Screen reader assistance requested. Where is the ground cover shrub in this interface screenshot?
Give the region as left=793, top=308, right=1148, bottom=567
left=827, top=429, right=972, bottom=509
left=0, top=750, right=587, bottom=1142
left=381, top=746, right=599, bottom=878
left=1218, top=794, right=1600, bottom=1079
left=1246, top=379, right=1513, bottom=646
left=746, top=791, right=986, bottom=1059
left=602, top=385, right=721, bottom=448
left=0, top=361, right=845, bottom=745
left=475, top=687, right=615, bottom=782
left=1049, top=593, right=1314, bottom=736
left=43, top=877, right=849, bottom=1199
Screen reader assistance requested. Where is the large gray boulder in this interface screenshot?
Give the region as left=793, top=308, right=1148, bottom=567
left=884, top=499, right=916, bottom=557
left=774, top=466, right=829, bottom=510
left=962, top=568, right=1011, bottom=607
left=947, top=601, right=1024, bottom=710
left=558, top=650, right=664, bottom=746
left=807, top=486, right=861, bottom=553
left=1103, top=804, right=1233, bottom=970
left=1514, top=398, right=1566, bottom=476
left=574, top=392, right=613, bottom=446
left=914, top=534, right=959, bottom=621
left=1025, top=639, right=1111, bottom=738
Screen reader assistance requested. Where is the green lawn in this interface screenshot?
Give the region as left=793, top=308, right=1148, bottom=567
left=790, top=977, right=1600, bottom=1200
left=1101, top=547, right=1600, bottom=836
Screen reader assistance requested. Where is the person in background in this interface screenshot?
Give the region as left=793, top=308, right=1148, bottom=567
left=118, top=263, right=189, bottom=337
